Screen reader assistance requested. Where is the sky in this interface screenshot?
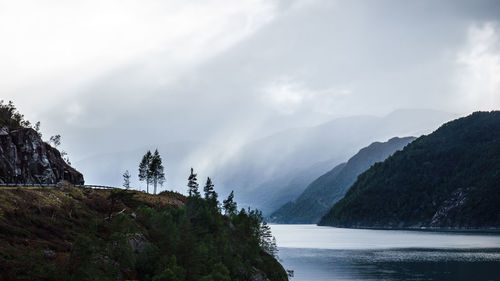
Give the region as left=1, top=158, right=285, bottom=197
left=1, top=0, right=500, bottom=190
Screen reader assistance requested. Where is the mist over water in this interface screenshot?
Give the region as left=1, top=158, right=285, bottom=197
left=271, top=225, right=500, bottom=280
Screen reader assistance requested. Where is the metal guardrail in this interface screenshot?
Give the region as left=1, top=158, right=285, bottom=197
left=0, top=183, right=118, bottom=189
left=0, top=183, right=56, bottom=187
left=76, top=184, right=117, bottom=190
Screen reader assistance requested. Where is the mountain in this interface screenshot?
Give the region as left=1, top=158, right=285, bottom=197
left=214, top=109, right=456, bottom=213
left=269, top=137, right=415, bottom=224
left=0, top=186, right=288, bottom=281
left=242, top=159, right=337, bottom=215
left=319, top=111, right=500, bottom=229
left=72, top=109, right=455, bottom=210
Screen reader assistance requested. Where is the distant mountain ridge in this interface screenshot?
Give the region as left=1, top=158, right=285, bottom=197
left=319, top=111, right=500, bottom=229
left=269, top=137, right=416, bottom=224
left=73, top=109, right=456, bottom=210
left=215, top=109, right=455, bottom=213
left=243, top=159, right=337, bottom=215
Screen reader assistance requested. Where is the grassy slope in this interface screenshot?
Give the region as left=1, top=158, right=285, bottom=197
left=0, top=185, right=287, bottom=281
left=0, top=185, right=183, bottom=280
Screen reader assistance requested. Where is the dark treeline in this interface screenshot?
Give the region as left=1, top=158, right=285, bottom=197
left=319, top=111, right=500, bottom=228
left=0, top=170, right=288, bottom=281
left=71, top=168, right=285, bottom=281
left=1, top=169, right=287, bottom=280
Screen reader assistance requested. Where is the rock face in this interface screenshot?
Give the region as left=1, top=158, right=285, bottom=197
left=250, top=270, right=271, bottom=281
left=430, top=186, right=473, bottom=227
left=0, top=127, right=84, bottom=185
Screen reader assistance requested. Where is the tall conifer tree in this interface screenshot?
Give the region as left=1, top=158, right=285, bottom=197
left=122, top=170, right=131, bottom=189
left=139, top=150, right=152, bottom=193
left=259, top=221, right=278, bottom=257
left=204, top=177, right=218, bottom=209
left=203, top=177, right=214, bottom=199
left=149, top=149, right=165, bottom=195
left=223, top=191, right=237, bottom=215
left=187, top=168, right=200, bottom=197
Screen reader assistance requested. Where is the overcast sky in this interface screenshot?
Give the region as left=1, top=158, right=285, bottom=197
left=2, top=0, right=500, bottom=188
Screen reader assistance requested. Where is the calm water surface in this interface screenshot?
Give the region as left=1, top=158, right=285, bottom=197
left=271, top=224, right=500, bottom=281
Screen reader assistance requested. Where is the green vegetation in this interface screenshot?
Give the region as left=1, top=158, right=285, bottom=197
left=270, top=137, right=415, bottom=224
left=123, top=170, right=131, bottom=189
left=138, top=150, right=166, bottom=194
left=0, top=100, right=35, bottom=131
left=319, top=111, right=500, bottom=228
left=0, top=100, right=45, bottom=141
left=139, top=150, right=154, bottom=193
left=0, top=183, right=287, bottom=280
left=187, top=168, right=201, bottom=198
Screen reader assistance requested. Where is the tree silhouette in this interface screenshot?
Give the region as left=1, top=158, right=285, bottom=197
left=187, top=168, right=200, bottom=197
left=204, top=177, right=218, bottom=210
left=139, top=151, right=152, bottom=193
left=259, top=221, right=278, bottom=257
left=203, top=177, right=214, bottom=200
left=222, top=191, right=237, bottom=215
left=123, top=170, right=131, bottom=189
left=149, top=149, right=165, bottom=194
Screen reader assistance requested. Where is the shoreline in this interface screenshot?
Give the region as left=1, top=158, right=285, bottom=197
left=272, top=223, right=500, bottom=234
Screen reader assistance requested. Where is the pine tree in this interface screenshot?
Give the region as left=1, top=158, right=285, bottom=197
left=187, top=168, right=200, bottom=197
left=123, top=170, right=131, bottom=189
left=209, top=262, right=231, bottom=281
left=259, top=221, right=278, bottom=257
left=34, top=121, right=41, bottom=137
left=139, top=151, right=152, bottom=193
left=222, top=191, right=237, bottom=215
left=203, top=177, right=214, bottom=199
left=204, top=177, right=218, bottom=210
left=149, top=149, right=165, bottom=195
left=49, top=135, right=61, bottom=147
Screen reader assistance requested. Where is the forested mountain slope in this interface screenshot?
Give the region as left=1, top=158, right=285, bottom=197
left=319, top=111, right=500, bottom=229
left=0, top=186, right=288, bottom=281
left=269, top=137, right=415, bottom=224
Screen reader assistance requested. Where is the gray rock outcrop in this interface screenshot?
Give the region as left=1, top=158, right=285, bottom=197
left=0, top=127, right=84, bottom=185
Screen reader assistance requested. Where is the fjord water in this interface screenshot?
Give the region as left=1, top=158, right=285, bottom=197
left=271, top=224, right=500, bottom=281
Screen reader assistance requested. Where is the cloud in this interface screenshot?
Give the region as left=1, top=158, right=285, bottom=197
left=262, top=76, right=352, bottom=115
left=454, top=22, right=500, bottom=110
left=2, top=0, right=500, bottom=190
left=263, top=78, right=309, bottom=114
left=0, top=0, right=279, bottom=112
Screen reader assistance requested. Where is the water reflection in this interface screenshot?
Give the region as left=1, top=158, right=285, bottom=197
left=271, top=225, right=500, bottom=281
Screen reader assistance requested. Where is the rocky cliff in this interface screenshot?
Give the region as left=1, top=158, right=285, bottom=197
left=0, top=127, right=84, bottom=185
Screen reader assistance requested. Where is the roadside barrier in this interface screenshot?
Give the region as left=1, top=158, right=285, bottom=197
left=0, top=183, right=118, bottom=189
